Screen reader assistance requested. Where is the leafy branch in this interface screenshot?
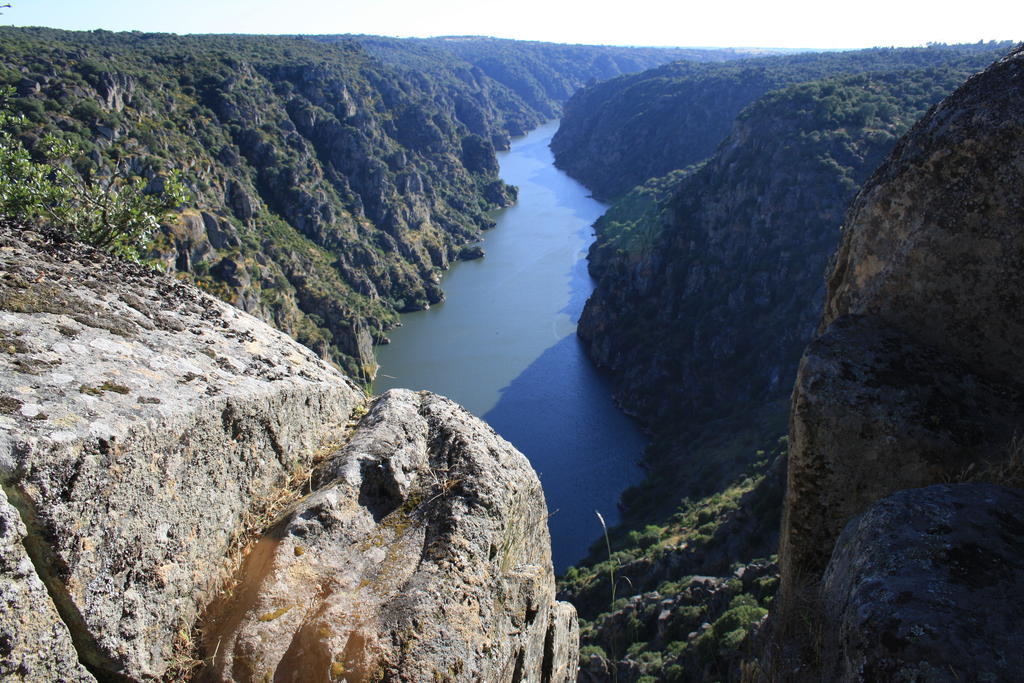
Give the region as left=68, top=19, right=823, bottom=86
left=0, top=87, right=189, bottom=259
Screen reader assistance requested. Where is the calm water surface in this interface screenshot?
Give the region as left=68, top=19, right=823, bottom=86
left=373, top=120, right=646, bottom=571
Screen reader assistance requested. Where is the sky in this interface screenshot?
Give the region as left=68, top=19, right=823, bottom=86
left=3, top=0, right=1022, bottom=49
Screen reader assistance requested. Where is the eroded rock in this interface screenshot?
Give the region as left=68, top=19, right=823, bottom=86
left=821, top=484, right=1024, bottom=681
left=823, top=48, right=1024, bottom=388
left=779, top=315, right=1023, bottom=591
left=0, top=487, right=94, bottom=682
left=780, top=45, right=1024, bottom=601
left=203, top=389, right=579, bottom=682
left=0, top=226, right=365, bottom=679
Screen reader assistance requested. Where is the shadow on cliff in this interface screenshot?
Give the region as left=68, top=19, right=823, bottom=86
left=483, top=332, right=647, bottom=573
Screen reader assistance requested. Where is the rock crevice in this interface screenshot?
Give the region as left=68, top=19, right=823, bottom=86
left=0, top=225, right=576, bottom=680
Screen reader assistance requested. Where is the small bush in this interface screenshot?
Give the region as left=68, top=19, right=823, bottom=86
left=0, top=88, right=189, bottom=259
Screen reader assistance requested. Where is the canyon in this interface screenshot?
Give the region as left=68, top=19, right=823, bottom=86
left=1, top=25, right=1023, bottom=682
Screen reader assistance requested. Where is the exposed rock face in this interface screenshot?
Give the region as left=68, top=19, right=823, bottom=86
left=575, top=60, right=1015, bottom=456
left=204, top=389, right=578, bottom=682
left=774, top=45, right=1024, bottom=677
left=780, top=315, right=1022, bottom=592
left=0, top=226, right=365, bottom=678
left=0, top=224, right=577, bottom=680
left=821, top=484, right=1024, bottom=681
left=780, top=45, right=1024, bottom=599
left=823, top=49, right=1024, bottom=383
left=0, top=487, right=94, bottom=682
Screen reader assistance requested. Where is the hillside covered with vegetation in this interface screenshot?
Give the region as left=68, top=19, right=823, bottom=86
left=555, top=46, right=1019, bottom=681
left=550, top=42, right=1014, bottom=200
left=0, top=27, right=708, bottom=381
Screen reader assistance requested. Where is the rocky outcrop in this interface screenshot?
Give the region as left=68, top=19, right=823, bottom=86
left=773, top=44, right=1024, bottom=678
left=204, top=389, right=578, bottom=681
left=779, top=45, right=1024, bottom=600
left=779, top=315, right=1023, bottom=593
left=820, top=484, right=1024, bottom=681
left=0, top=225, right=576, bottom=680
left=0, top=225, right=365, bottom=678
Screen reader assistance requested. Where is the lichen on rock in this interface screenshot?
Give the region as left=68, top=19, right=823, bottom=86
left=0, top=223, right=577, bottom=681
left=0, top=224, right=365, bottom=678
left=203, top=389, right=578, bottom=682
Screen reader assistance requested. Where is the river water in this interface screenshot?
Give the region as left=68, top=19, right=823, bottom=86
left=373, top=120, right=646, bottom=571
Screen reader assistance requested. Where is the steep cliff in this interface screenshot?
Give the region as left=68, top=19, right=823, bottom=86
left=577, top=68, right=977, bottom=507
left=773, top=44, right=1024, bottom=678
left=557, top=47, right=1024, bottom=682
left=551, top=42, right=1014, bottom=201
left=0, top=28, right=699, bottom=382
left=0, top=223, right=576, bottom=681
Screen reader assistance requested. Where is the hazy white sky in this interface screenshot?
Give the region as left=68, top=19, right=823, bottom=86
left=3, top=0, right=1022, bottom=49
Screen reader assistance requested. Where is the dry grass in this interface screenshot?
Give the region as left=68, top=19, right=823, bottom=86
left=758, top=572, right=828, bottom=683
left=955, top=432, right=1024, bottom=489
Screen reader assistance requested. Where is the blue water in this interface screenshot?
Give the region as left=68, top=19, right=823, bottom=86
left=373, top=120, right=646, bottom=571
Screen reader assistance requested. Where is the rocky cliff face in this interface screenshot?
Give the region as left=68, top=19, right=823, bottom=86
left=576, top=70, right=968, bottom=484
left=554, top=44, right=1024, bottom=681
left=0, top=223, right=576, bottom=681
left=774, top=44, right=1024, bottom=678
left=203, top=389, right=577, bottom=682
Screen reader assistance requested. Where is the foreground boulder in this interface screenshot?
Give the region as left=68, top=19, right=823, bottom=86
left=780, top=315, right=1023, bottom=594
left=0, top=225, right=366, bottom=678
left=821, top=484, right=1024, bottom=681
left=0, top=225, right=577, bottom=680
left=204, top=389, right=579, bottom=681
left=772, top=45, right=1024, bottom=678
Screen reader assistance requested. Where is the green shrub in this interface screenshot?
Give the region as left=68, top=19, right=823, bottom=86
left=0, top=88, right=188, bottom=259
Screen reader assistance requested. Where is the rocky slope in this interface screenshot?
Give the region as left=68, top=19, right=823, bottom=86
left=0, top=28, right=707, bottom=382
left=0, top=223, right=576, bottom=681
left=576, top=68, right=980, bottom=509
left=772, top=44, right=1024, bottom=678
left=555, top=46, right=1024, bottom=682
left=551, top=42, right=1014, bottom=201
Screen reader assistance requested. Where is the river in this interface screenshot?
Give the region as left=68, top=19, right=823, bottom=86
left=373, top=120, right=646, bottom=571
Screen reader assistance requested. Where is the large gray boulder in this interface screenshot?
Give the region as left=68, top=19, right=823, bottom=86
left=821, top=484, right=1024, bottom=681
left=0, top=225, right=578, bottom=680
left=203, top=389, right=579, bottom=682
left=0, top=227, right=365, bottom=678
left=779, top=45, right=1024, bottom=604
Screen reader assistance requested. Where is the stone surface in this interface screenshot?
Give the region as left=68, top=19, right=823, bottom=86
left=0, top=226, right=365, bottom=679
left=779, top=315, right=1023, bottom=593
left=823, top=45, right=1024, bottom=385
left=821, top=484, right=1024, bottom=681
left=779, top=45, right=1024, bottom=603
left=203, top=389, right=578, bottom=682
left=0, top=487, right=95, bottom=682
